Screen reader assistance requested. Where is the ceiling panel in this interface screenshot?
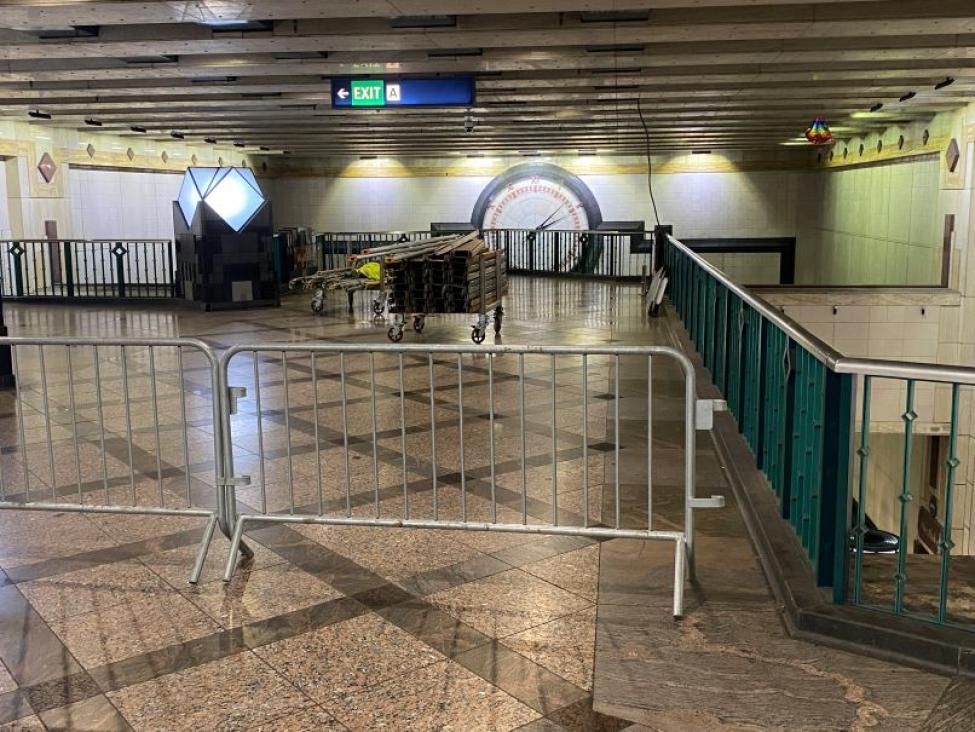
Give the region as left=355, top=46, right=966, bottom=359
left=0, top=1, right=971, bottom=155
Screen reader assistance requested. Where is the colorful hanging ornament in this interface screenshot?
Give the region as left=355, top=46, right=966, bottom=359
left=805, top=117, right=833, bottom=145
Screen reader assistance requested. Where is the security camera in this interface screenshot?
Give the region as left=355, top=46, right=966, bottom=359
left=464, top=111, right=475, bottom=133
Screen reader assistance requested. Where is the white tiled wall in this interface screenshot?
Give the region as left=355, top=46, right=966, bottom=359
left=68, top=168, right=183, bottom=240
left=796, top=156, right=942, bottom=285
left=269, top=169, right=804, bottom=238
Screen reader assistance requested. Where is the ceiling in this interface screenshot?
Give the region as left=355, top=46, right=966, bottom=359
left=0, top=1, right=973, bottom=158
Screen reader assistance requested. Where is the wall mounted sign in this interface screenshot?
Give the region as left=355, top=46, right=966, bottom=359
left=331, top=77, right=475, bottom=108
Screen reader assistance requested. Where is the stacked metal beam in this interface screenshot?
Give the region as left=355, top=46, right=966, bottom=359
left=353, top=232, right=507, bottom=314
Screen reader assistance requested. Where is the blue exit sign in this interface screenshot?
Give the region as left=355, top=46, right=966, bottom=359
left=332, top=77, right=475, bottom=109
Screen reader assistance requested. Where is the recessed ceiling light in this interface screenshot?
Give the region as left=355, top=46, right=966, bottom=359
left=934, top=77, right=955, bottom=90
left=869, top=103, right=884, bottom=112
left=130, top=125, right=147, bottom=133
left=84, top=118, right=102, bottom=126
left=28, top=110, right=52, bottom=119
left=204, top=137, right=218, bottom=144
left=170, top=131, right=185, bottom=139
left=899, top=91, right=916, bottom=102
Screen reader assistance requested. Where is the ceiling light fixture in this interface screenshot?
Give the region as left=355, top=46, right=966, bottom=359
left=935, top=77, right=955, bottom=90
left=204, top=137, right=217, bottom=144
left=170, top=131, right=185, bottom=139
left=84, top=118, right=103, bottom=127
left=899, top=91, right=916, bottom=102
left=869, top=103, right=884, bottom=113
left=234, top=142, right=246, bottom=148
left=28, top=110, right=52, bottom=119
left=130, top=125, right=147, bottom=133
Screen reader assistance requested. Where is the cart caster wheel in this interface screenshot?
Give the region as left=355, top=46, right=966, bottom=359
left=372, top=300, right=384, bottom=315
left=311, top=298, right=324, bottom=314
left=413, top=316, right=425, bottom=333
left=471, top=327, right=486, bottom=345
left=388, top=327, right=404, bottom=343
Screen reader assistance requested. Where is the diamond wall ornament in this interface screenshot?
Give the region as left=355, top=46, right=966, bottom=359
left=946, top=138, right=961, bottom=173
left=86, top=143, right=96, bottom=158
left=176, top=166, right=266, bottom=232
left=126, top=148, right=135, bottom=161
left=161, top=151, right=169, bottom=163
left=37, top=152, right=57, bottom=183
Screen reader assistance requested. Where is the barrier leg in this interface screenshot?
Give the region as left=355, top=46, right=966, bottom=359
left=223, top=516, right=247, bottom=582
left=673, top=536, right=686, bottom=619
left=188, top=513, right=218, bottom=584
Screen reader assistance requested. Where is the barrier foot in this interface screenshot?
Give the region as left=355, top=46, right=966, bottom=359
left=188, top=513, right=218, bottom=585
left=223, top=518, right=247, bottom=583
left=673, top=537, right=686, bottom=620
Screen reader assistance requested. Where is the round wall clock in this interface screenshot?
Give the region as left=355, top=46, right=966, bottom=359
left=470, top=163, right=602, bottom=232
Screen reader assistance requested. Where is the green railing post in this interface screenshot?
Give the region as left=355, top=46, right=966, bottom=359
left=894, top=380, right=916, bottom=613
left=819, top=370, right=855, bottom=597
left=937, top=384, right=961, bottom=622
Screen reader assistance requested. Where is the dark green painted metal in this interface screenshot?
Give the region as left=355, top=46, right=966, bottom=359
left=894, top=379, right=916, bottom=614
left=664, top=237, right=868, bottom=610
left=937, top=384, right=961, bottom=623
left=821, top=370, right=854, bottom=597
left=852, top=376, right=872, bottom=605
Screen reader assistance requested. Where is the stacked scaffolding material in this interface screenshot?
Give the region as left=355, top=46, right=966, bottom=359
left=353, top=232, right=507, bottom=315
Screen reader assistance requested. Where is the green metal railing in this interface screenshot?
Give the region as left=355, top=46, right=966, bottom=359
left=665, top=234, right=971, bottom=630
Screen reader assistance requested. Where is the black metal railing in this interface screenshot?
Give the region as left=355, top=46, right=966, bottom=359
left=317, top=231, right=435, bottom=270
left=484, top=229, right=651, bottom=278
left=315, top=229, right=651, bottom=279
left=0, top=240, right=177, bottom=299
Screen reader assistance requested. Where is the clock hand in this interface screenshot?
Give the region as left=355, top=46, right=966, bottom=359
left=539, top=214, right=569, bottom=231
left=535, top=204, right=565, bottom=231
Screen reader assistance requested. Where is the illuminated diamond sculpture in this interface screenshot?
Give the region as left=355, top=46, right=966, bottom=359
left=177, top=166, right=266, bottom=232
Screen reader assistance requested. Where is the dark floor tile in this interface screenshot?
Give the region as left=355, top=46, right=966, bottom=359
left=0, top=690, right=33, bottom=727
left=454, top=641, right=589, bottom=715
left=395, top=554, right=511, bottom=596
left=379, top=599, right=492, bottom=657
left=491, top=535, right=594, bottom=568
left=0, top=585, right=86, bottom=687
left=38, top=694, right=131, bottom=732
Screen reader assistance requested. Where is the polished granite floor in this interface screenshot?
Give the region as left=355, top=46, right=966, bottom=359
left=0, top=277, right=970, bottom=731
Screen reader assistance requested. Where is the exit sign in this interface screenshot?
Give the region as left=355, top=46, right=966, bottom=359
left=351, top=79, right=385, bottom=107
left=332, top=77, right=475, bottom=109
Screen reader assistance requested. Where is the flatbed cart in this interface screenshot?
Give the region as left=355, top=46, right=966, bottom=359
left=350, top=234, right=508, bottom=344
left=289, top=268, right=383, bottom=314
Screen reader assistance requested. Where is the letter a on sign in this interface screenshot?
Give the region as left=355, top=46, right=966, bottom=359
left=386, top=84, right=402, bottom=103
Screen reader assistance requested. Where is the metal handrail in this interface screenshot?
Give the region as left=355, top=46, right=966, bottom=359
left=667, top=234, right=973, bottom=387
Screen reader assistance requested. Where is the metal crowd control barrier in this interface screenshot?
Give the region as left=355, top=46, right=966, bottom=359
left=0, top=336, right=227, bottom=583
left=217, top=343, right=724, bottom=617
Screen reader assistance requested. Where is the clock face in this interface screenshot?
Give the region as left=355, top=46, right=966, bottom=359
left=482, top=175, right=591, bottom=231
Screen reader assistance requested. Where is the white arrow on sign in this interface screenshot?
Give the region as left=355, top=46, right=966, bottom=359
left=337, top=88, right=349, bottom=100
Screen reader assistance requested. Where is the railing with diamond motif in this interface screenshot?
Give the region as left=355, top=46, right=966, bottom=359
left=0, top=239, right=177, bottom=300
left=664, top=233, right=973, bottom=631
